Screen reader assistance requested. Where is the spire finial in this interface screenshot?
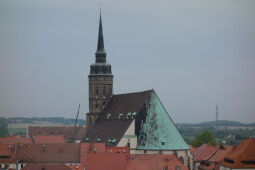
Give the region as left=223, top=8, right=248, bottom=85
left=95, top=9, right=106, bottom=63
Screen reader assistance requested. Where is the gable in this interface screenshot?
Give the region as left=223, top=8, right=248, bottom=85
left=137, top=91, right=189, bottom=150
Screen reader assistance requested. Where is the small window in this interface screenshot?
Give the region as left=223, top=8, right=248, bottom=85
left=224, top=158, right=234, bottom=164
left=175, top=166, right=180, bottom=170
left=179, top=156, right=184, bottom=164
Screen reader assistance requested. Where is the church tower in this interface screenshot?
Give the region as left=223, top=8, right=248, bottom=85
left=86, top=13, right=113, bottom=128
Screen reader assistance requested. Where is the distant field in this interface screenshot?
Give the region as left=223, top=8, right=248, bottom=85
left=8, top=128, right=26, bottom=135
left=7, top=122, right=67, bottom=136
left=8, top=122, right=65, bottom=129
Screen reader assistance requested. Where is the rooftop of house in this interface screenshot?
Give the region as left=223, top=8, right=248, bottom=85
left=0, top=144, right=14, bottom=163
left=15, top=143, right=80, bottom=163
left=21, top=163, right=72, bottom=170
left=84, top=152, right=129, bottom=170
left=28, top=126, right=86, bottom=140
left=198, top=145, right=233, bottom=170
left=67, top=164, right=85, bottom=170
left=31, top=135, right=66, bottom=144
left=0, top=136, right=33, bottom=145
left=205, top=145, right=233, bottom=162
left=127, top=154, right=188, bottom=170
left=220, top=138, right=255, bottom=169
left=191, top=144, right=218, bottom=162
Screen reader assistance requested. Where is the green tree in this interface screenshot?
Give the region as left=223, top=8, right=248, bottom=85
left=191, top=130, right=217, bottom=147
left=0, top=117, right=8, bottom=137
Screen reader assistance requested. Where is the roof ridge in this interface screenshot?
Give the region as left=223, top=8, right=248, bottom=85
left=112, top=89, right=154, bottom=97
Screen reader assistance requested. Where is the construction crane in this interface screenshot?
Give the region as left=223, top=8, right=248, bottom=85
left=74, top=104, right=80, bottom=127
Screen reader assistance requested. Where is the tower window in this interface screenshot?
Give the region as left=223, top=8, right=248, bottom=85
left=103, top=86, right=106, bottom=96
left=95, top=103, right=98, bottom=108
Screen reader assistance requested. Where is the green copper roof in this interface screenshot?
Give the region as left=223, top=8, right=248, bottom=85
left=137, top=92, right=189, bottom=150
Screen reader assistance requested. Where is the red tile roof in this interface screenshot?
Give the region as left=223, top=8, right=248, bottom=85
left=79, top=143, right=130, bottom=165
left=21, top=163, right=72, bottom=170
left=127, top=154, right=188, bottom=170
left=106, top=146, right=129, bottom=153
left=220, top=138, right=255, bottom=169
left=32, top=135, right=66, bottom=143
left=80, top=145, right=186, bottom=170
left=198, top=145, right=233, bottom=170
left=67, top=164, right=85, bottom=170
left=28, top=126, right=86, bottom=140
left=191, top=144, right=218, bottom=161
left=0, top=144, right=11, bottom=156
left=0, top=144, right=14, bottom=163
left=206, top=145, right=233, bottom=162
left=15, top=143, right=80, bottom=163
left=0, top=136, right=32, bottom=145
left=84, top=153, right=128, bottom=170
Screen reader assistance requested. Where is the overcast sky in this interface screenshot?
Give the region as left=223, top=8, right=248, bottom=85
left=0, top=0, right=255, bottom=123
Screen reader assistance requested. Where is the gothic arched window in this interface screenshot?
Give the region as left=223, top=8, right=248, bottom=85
left=95, top=87, right=99, bottom=96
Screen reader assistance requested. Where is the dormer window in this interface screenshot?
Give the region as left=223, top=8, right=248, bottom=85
left=107, top=114, right=111, bottom=119
left=132, top=112, right=137, bottom=119
left=119, top=113, right=123, bottom=119
left=127, top=112, right=132, bottom=119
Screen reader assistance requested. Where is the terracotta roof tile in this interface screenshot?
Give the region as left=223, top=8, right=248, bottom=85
left=0, top=136, right=32, bottom=144
left=191, top=144, right=218, bottom=161
left=32, top=135, right=66, bottom=143
left=206, top=145, right=233, bottom=162
left=21, top=163, right=71, bottom=170
left=28, top=126, right=86, bottom=140
left=220, top=138, right=255, bottom=168
left=67, top=164, right=85, bottom=170
left=84, top=152, right=128, bottom=170
left=0, top=144, right=15, bottom=163
left=15, top=143, right=80, bottom=163
left=0, top=144, right=11, bottom=156
left=127, top=154, right=188, bottom=170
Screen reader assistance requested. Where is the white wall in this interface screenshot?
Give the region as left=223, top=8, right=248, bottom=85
left=117, top=120, right=137, bottom=149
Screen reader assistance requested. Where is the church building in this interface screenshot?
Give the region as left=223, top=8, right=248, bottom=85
left=84, top=13, right=192, bottom=168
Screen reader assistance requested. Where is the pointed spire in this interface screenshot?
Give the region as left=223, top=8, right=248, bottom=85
left=95, top=11, right=106, bottom=63
left=97, top=12, right=104, bottom=52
